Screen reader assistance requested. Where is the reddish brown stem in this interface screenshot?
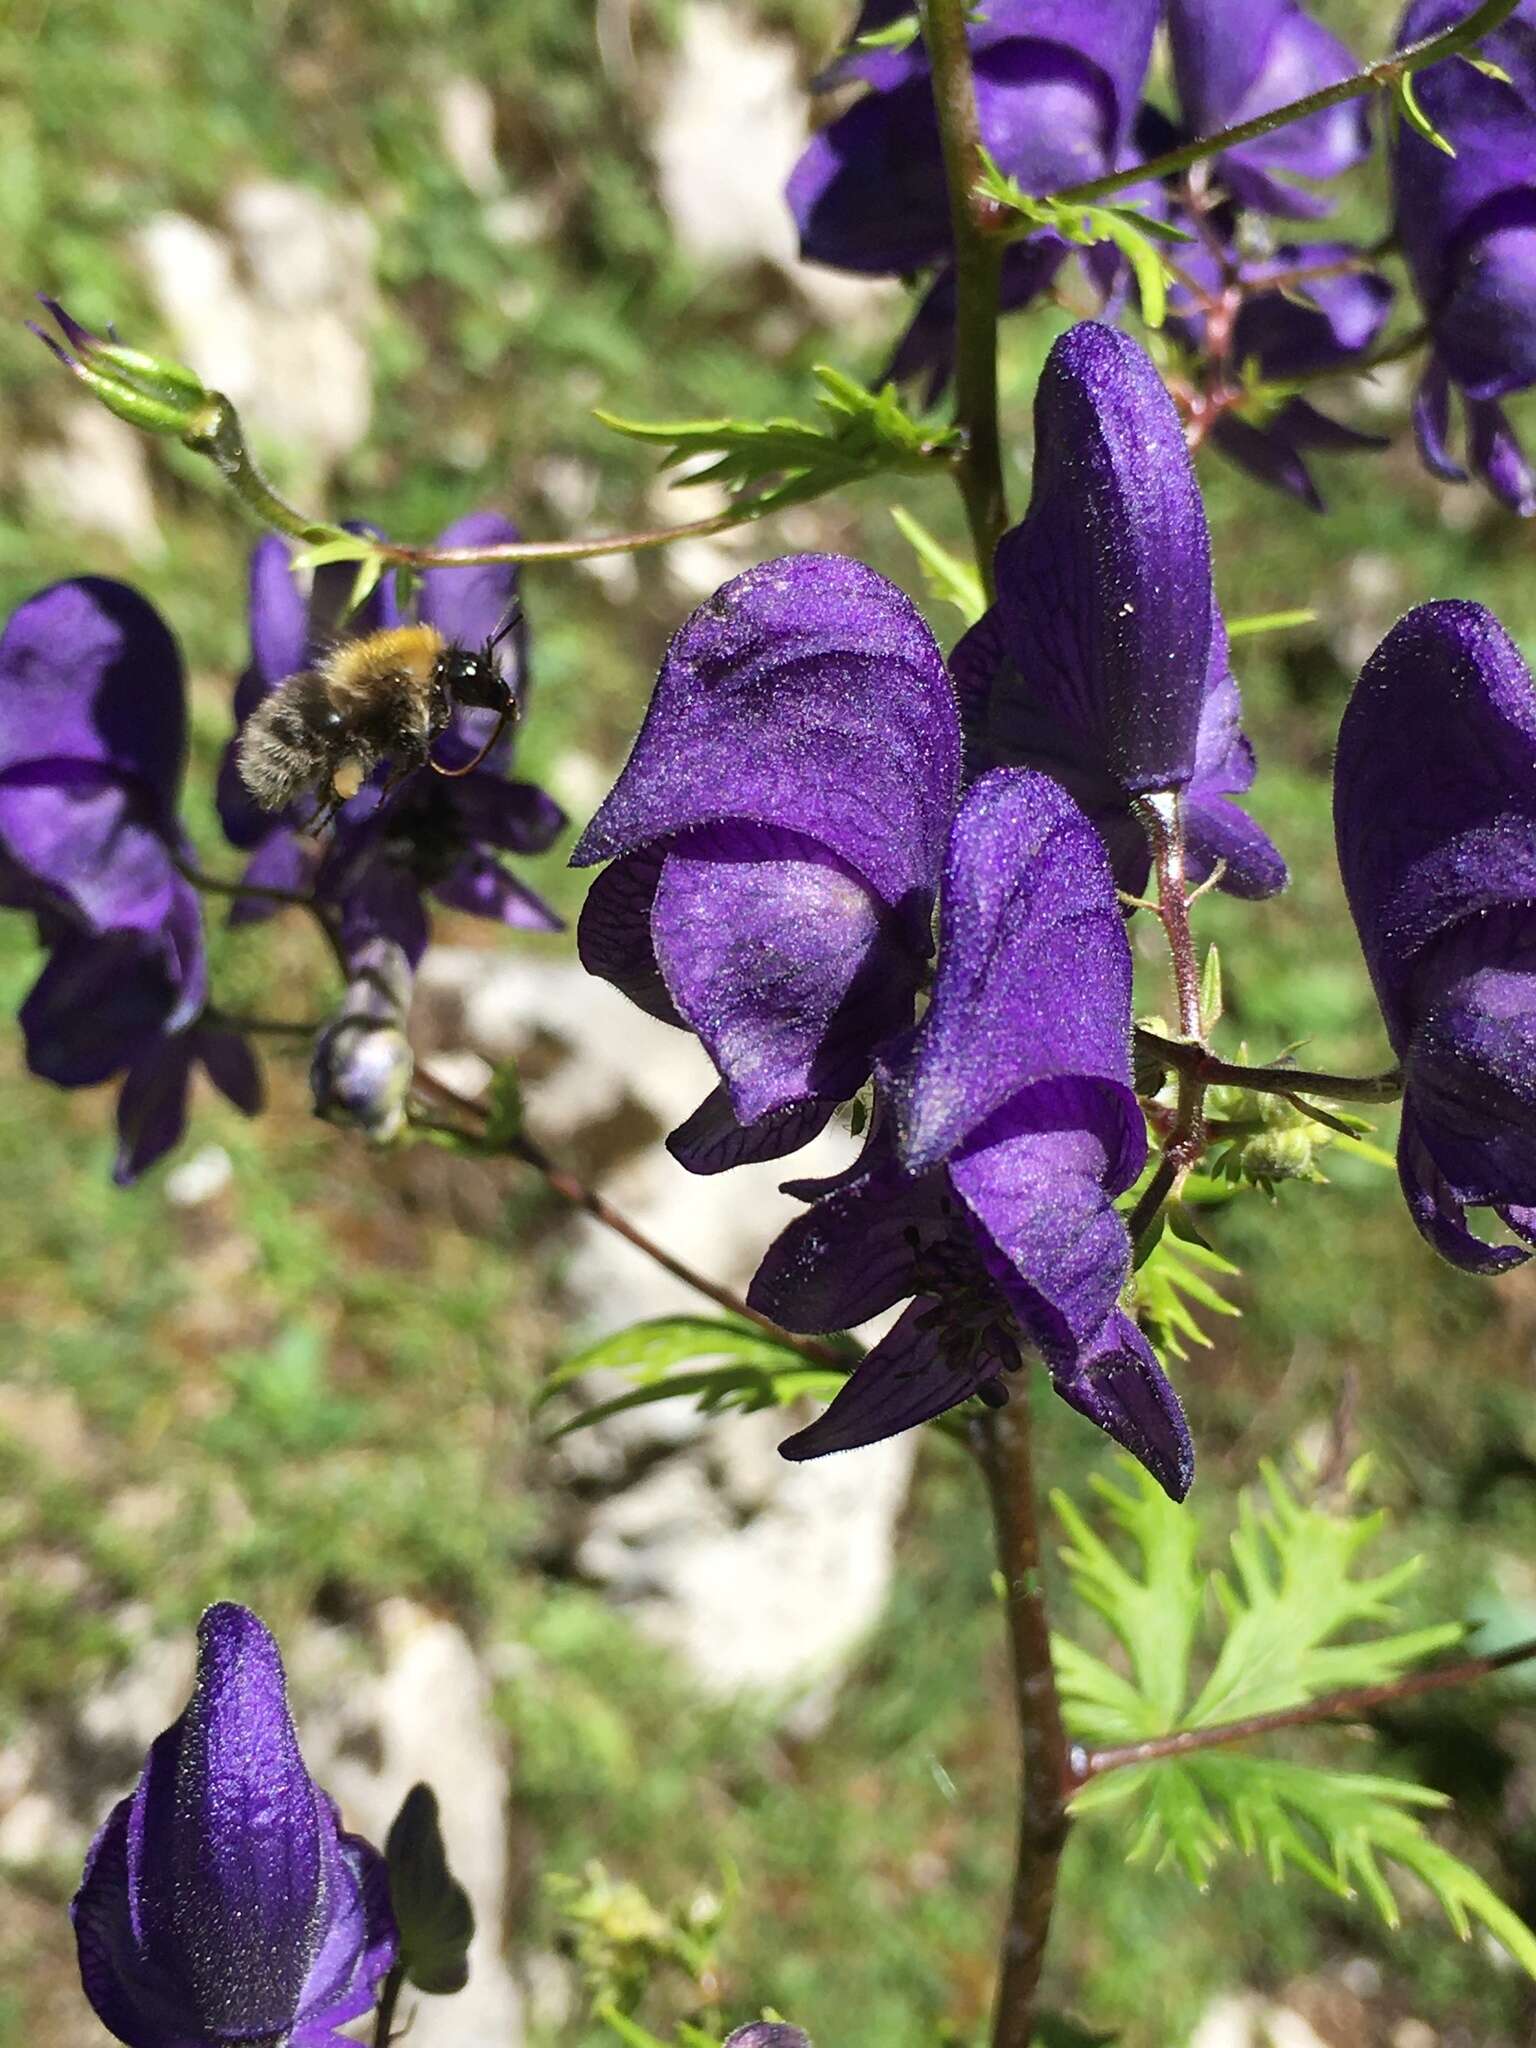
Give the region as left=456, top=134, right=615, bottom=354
left=978, top=1399, right=1072, bottom=2048
left=410, top=1065, right=846, bottom=1369
left=1073, top=1634, right=1536, bottom=1786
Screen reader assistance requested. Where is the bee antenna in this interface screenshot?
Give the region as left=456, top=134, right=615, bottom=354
left=486, top=600, right=523, bottom=653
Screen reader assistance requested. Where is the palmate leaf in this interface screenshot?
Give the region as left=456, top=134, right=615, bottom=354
left=536, top=1316, right=850, bottom=1441
left=597, top=367, right=959, bottom=518
left=975, top=155, right=1192, bottom=329
left=1053, top=1463, right=1536, bottom=1968
left=1131, top=1216, right=1241, bottom=1365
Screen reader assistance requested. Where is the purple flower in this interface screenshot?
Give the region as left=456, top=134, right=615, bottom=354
left=1336, top=600, right=1536, bottom=1273
left=953, top=322, right=1286, bottom=901
left=724, top=2029, right=812, bottom=2048
left=572, top=554, right=961, bottom=1172
left=221, top=513, right=565, bottom=964
left=311, top=937, right=416, bottom=1142
left=788, top=0, right=1158, bottom=276
left=72, top=1603, right=398, bottom=2048
left=1393, top=0, right=1536, bottom=513
left=1167, top=0, right=1372, bottom=217
left=1165, top=228, right=1394, bottom=509
left=0, top=578, right=259, bottom=1181
left=749, top=769, right=1192, bottom=1500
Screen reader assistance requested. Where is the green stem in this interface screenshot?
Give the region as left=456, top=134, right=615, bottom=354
left=382, top=503, right=774, bottom=568
left=922, top=0, right=1009, bottom=588
left=1136, top=1028, right=1404, bottom=1107
left=184, top=396, right=342, bottom=545
left=372, top=1965, right=405, bottom=2048
left=1029, top=0, right=1520, bottom=211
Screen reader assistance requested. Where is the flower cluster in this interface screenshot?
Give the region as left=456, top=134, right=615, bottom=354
left=577, top=320, right=1286, bottom=1496
left=1393, top=0, right=1536, bottom=514
left=0, top=513, right=564, bottom=1174
left=73, top=1603, right=397, bottom=2048
left=0, top=579, right=259, bottom=1182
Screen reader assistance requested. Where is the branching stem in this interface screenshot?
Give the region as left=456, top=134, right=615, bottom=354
left=1029, top=0, right=1521, bottom=212
left=1136, top=1027, right=1404, bottom=1106
left=1073, top=1633, right=1536, bottom=1785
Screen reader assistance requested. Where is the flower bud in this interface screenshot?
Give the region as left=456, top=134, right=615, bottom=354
left=29, top=298, right=216, bottom=439
left=310, top=938, right=415, bottom=1143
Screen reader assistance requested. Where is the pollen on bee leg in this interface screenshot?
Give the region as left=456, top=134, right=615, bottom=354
left=332, top=757, right=366, bottom=801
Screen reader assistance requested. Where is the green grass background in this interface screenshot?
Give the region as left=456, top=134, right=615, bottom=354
left=5, top=2, right=1536, bottom=2042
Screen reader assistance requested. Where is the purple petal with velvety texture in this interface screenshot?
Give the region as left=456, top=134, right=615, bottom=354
left=573, top=555, right=959, bottom=929
left=986, top=324, right=1217, bottom=794
left=896, top=769, right=1140, bottom=1173
left=1051, top=1310, right=1194, bottom=1499
left=778, top=1297, right=1004, bottom=1459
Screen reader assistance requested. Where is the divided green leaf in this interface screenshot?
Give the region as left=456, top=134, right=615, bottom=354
left=597, top=368, right=958, bottom=519
left=1053, top=1463, right=1536, bottom=1969
left=890, top=506, right=987, bottom=624
left=536, top=1316, right=850, bottom=1440
left=975, top=155, right=1192, bottom=329
left=1131, top=1218, right=1240, bottom=1364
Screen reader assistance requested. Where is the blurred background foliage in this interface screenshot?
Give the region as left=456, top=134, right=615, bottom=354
left=5, top=2, right=1536, bottom=2044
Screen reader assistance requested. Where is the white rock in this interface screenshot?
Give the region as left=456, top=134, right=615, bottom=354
left=437, top=76, right=502, bottom=197
left=1189, top=1995, right=1263, bottom=2048
left=1264, top=2011, right=1333, bottom=2048
left=648, top=2, right=901, bottom=330
left=165, top=1142, right=233, bottom=1208
left=20, top=403, right=162, bottom=555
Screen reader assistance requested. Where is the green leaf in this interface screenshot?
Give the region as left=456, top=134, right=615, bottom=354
left=385, top=1783, right=475, bottom=1995
left=854, top=10, right=920, bottom=49
left=536, top=1316, right=850, bottom=1440
left=1225, top=607, right=1317, bottom=640
left=1200, top=945, right=1223, bottom=1032
left=289, top=532, right=380, bottom=570
left=1052, top=1462, right=1536, bottom=1968
left=890, top=507, right=987, bottom=623
left=974, top=156, right=1189, bottom=325
left=1132, top=1219, right=1240, bottom=1364
left=1395, top=69, right=1457, bottom=155
left=596, top=367, right=958, bottom=519
left=482, top=1061, right=523, bottom=1151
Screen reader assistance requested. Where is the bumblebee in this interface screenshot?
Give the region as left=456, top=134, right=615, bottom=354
left=237, top=606, right=520, bottom=826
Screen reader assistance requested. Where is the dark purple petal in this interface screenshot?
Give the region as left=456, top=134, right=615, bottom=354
left=1413, top=356, right=1467, bottom=481
left=1207, top=413, right=1326, bottom=511
left=778, top=1296, right=1002, bottom=1459
left=1397, top=1099, right=1530, bottom=1273
left=0, top=578, right=184, bottom=817
left=1469, top=396, right=1536, bottom=516
left=113, top=1035, right=195, bottom=1184
left=1334, top=601, right=1536, bottom=1049
left=1050, top=1310, right=1194, bottom=1499
left=332, top=858, right=432, bottom=969
left=986, top=323, right=1217, bottom=794
left=895, top=769, right=1140, bottom=1174
left=723, top=2027, right=813, bottom=2048
left=248, top=534, right=308, bottom=687
left=417, top=511, right=525, bottom=687
left=228, top=829, right=317, bottom=927
left=21, top=930, right=183, bottom=1086
left=572, top=554, right=960, bottom=929
left=883, top=238, right=1070, bottom=404
left=306, top=526, right=400, bottom=650
left=1404, top=949, right=1536, bottom=1207
left=1232, top=254, right=1395, bottom=379
left=576, top=848, right=682, bottom=1026
left=748, top=1144, right=957, bottom=1333
left=198, top=1026, right=264, bottom=1117
left=1183, top=793, right=1290, bottom=900
left=948, top=1078, right=1143, bottom=1358
left=666, top=1085, right=836, bottom=1175
left=433, top=852, right=563, bottom=931
left=440, top=772, right=565, bottom=855
left=651, top=823, right=921, bottom=1125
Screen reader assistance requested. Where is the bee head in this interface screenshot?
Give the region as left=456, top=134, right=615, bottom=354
left=435, top=643, right=510, bottom=714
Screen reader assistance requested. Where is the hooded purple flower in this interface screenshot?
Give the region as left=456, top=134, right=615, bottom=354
left=1393, top=0, right=1536, bottom=514
left=1336, top=601, right=1536, bottom=1273
left=572, top=554, right=961, bottom=1172
left=1164, top=227, right=1394, bottom=509
left=1167, top=0, right=1372, bottom=217
left=220, top=512, right=564, bottom=966
left=749, top=769, right=1192, bottom=1500
left=0, top=578, right=260, bottom=1182
left=954, top=322, right=1286, bottom=901
left=788, top=0, right=1158, bottom=276
left=72, top=1603, right=397, bottom=2048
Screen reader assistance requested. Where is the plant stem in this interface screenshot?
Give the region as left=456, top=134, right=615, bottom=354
left=1032, top=0, right=1521, bottom=211
left=185, top=396, right=342, bottom=545
left=1136, top=1027, right=1404, bottom=1107
left=372, top=1965, right=405, bottom=2048
left=408, top=1065, right=848, bottom=1369
left=1074, top=1633, right=1536, bottom=1785
left=1133, top=794, right=1203, bottom=1045
left=977, top=1399, right=1072, bottom=2048
left=922, top=0, right=1009, bottom=587
left=381, top=504, right=768, bottom=568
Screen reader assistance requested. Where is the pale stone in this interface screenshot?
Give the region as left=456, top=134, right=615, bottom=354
left=1189, top=1996, right=1263, bottom=2048
left=164, top=1142, right=233, bottom=1208
left=436, top=76, right=502, bottom=197
left=20, top=403, right=162, bottom=555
